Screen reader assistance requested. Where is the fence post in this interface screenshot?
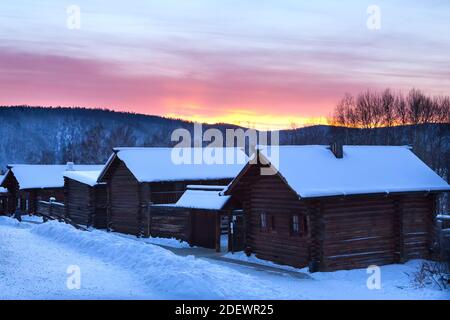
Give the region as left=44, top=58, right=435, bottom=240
left=147, top=201, right=153, bottom=237
left=215, top=214, right=221, bottom=253
left=49, top=197, right=55, bottom=218
left=436, top=218, right=443, bottom=259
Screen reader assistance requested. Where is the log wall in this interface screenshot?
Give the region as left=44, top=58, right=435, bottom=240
left=246, top=174, right=310, bottom=268
left=318, top=197, right=397, bottom=270
left=109, top=160, right=141, bottom=235
left=402, top=194, right=434, bottom=261
left=64, top=178, right=107, bottom=228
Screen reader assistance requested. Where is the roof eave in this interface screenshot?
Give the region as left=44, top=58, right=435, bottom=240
left=299, top=188, right=450, bottom=200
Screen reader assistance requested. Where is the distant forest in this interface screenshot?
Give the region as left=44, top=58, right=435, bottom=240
left=0, top=88, right=448, bottom=192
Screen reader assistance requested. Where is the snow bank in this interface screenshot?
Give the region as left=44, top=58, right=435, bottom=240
left=28, top=221, right=278, bottom=299
left=114, top=233, right=192, bottom=249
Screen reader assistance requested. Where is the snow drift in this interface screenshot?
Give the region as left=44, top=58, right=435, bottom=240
left=28, top=220, right=279, bottom=299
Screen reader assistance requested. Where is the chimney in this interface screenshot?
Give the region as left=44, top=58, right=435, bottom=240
left=330, top=142, right=343, bottom=159
left=66, top=161, right=75, bottom=171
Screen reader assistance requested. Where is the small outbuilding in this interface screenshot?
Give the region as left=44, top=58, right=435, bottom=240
left=1, top=163, right=104, bottom=215
left=0, top=175, right=12, bottom=215
left=225, top=145, right=450, bottom=272
left=97, top=147, right=247, bottom=237
left=149, top=185, right=236, bottom=250
left=63, top=170, right=107, bottom=228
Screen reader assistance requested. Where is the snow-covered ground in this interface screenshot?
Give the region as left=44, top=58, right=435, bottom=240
left=0, top=217, right=448, bottom=300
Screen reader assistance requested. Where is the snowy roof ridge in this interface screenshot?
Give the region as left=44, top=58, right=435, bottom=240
left=252, top=145, right=450, bottom=198
left=63, top=170, right=104, bottom=187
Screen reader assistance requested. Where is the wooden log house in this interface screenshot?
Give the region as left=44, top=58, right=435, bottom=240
left=97, top=147, right=247, bottom=237
left=225, top=145, right=450, bottom=272
left=0, top=163, right=104, bottom=215
left=149, top=185, right=236, bottom=251
left=0, top=175, right=12, bottom=215
left=63, top=170, right=107, bottom=228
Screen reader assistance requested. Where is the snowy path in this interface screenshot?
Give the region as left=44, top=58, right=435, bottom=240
left=0, top=217, right=448, bottom=300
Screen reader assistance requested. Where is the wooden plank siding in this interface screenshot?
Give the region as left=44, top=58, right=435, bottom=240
left=64, top=178, right=107, bottom=228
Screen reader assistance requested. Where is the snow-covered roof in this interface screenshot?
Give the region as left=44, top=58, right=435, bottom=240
left=5, top=164, right=104, bottom=190
left=234, top=145, right=450, bottom=198
left=168, top=187, right=231, bottom=210
left=63, top=170, right=104, bottom=187
left=100, top=147, right=248, bottom=183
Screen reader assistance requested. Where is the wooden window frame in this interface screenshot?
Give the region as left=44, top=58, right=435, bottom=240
left=290, top=213, right=307, bottom=237
left=260, top=212, right=277, bottom=233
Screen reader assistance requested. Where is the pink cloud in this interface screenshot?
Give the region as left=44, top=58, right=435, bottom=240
left=0, top=49, right=374, bottom=120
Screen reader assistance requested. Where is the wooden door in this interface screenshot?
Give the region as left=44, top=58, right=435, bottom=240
left=228, top=210, right=246, bottom=253
left=191, top=211, right=217, bottom=249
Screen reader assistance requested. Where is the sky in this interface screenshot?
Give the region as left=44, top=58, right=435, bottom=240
left=0, top=1, right=449, bottom=129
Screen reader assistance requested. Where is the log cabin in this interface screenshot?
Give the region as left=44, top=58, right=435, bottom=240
left=97, top=147, right=247, bottom=237
left=224, top=145, right=450, bottom=272
left=149, top=185, right=236, bottom=250
left=0, top=163, right=104, bottom=215
left=63, top=170, right=107, bottom=228
left=0, top=175, right=12, bottom=215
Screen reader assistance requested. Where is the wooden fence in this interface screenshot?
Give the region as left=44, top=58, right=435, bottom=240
left=146, top=205, right=228, bottom=251
left=144, top=205, right=191, bottom=241
left=36, top=200, right=65, bottom=219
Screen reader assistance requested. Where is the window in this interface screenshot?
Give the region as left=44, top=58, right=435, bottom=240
left=292, top=215, right=300, bottom=234
left=260, top=212, right=268, bottom=231
left=260, top=212, right=276, bottom=232
left=291, top=214, right=307, bottom=236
